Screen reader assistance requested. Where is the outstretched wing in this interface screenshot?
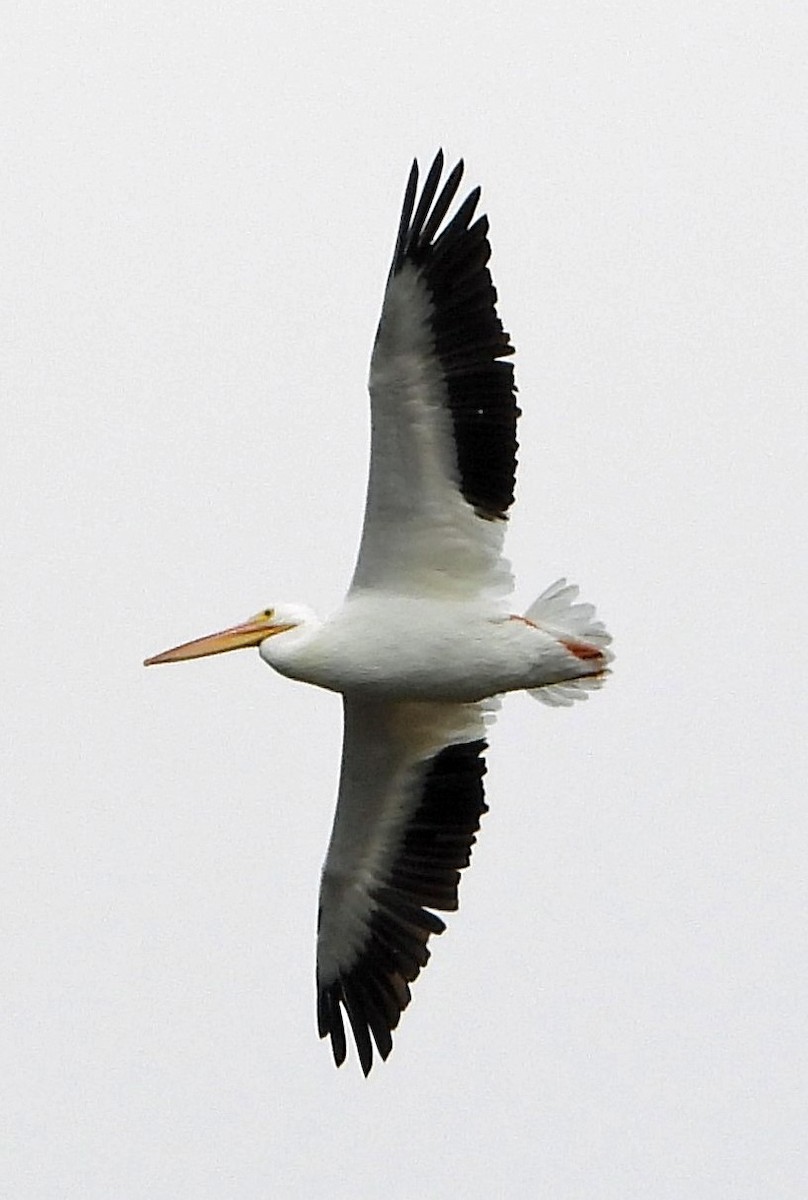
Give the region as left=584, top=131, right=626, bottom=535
left=316, top=697, right=491, bottom=1075
left=350, top=151, right=520, bottom=601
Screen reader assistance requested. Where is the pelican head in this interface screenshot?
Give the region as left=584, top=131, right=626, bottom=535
left=144, top=603, right=314, bottom=667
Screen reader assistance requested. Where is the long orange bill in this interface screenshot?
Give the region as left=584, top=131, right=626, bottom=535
left=144, top=613, right=286, bottom=666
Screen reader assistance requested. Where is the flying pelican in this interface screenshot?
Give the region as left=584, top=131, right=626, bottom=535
left=145, top=151, right=613, bottom=1075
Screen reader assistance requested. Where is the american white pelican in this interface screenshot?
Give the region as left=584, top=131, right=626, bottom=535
left=145, top=151, right=613, bottom=1075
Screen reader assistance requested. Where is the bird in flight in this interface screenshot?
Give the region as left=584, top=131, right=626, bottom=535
left=145, top=151, right=613, bottom=1075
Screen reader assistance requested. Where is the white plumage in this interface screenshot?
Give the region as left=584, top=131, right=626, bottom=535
left=145, top=151, right=613, bottom=1075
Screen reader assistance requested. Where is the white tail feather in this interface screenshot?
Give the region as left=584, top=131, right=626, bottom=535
left=526, top=578, right=613, bottom=707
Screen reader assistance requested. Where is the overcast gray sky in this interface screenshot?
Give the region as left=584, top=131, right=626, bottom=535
left=3, top=2, right=807, bottom=1197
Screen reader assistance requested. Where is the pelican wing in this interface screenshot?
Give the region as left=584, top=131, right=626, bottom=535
left=350, top=151, right=519, bottom=600
left=316, top=697, right=490, bottom=1075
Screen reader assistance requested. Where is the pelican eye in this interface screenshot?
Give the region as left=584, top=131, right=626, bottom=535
left=263, top=608, right=274, bottom=619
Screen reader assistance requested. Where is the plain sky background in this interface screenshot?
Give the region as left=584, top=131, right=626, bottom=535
left=3, top=2, right=807, bottom=1197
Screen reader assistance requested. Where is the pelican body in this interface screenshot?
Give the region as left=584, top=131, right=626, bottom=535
left=249, top=597, right=600, bottom=701
left=146, top=152, right=613, bottom=1075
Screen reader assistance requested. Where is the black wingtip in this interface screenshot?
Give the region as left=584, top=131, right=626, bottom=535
left=343, top=986, right=374, bottom=1077
left=318, top=983, right=347, bottom=1068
